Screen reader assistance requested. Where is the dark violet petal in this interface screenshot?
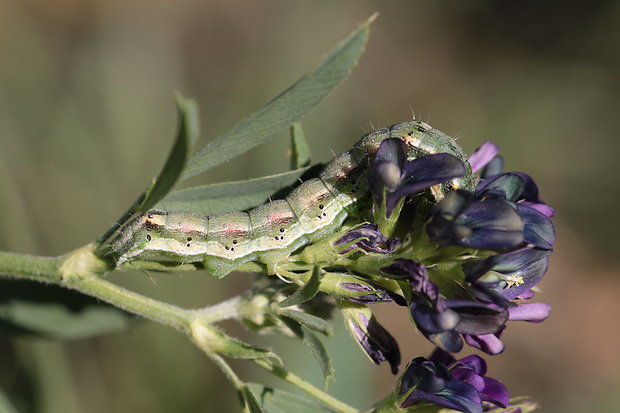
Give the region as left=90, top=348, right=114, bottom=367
left=469, top=142, right=500, bottom=173
left=430, top=330, right=464, bottom=353
left=368, top=138, right=407, bottom=203
left=456, top=355, right=487, bottom=376
left=480, top=156, right=504, bottom=180
left=512, top=172, right=542, bottom=203
left=462, top=257, right=497, bottom=282
left=373, top=138, right=407, bottom=168
left=382, top=259, right=439, bottom=302
left=339, top=282, right=393, bottom=304
left=464, top=333, right=505, bottom=355
left=447, top=300, right=508, bottom=335
left=518, top=204, right=555, bottom=250
left=429, top=347, right=456, bottom=366
left=477, top=172, right=542, bottom=204
left=479, top=376, right=510, bottom=407
left=353, top=313, right=401, bottom=374
left=436, top=380, right=484, bottom=413
left=334, top=223, right=381, bottom=246
left=491, top=248, right=551, bottom=300
left=398, top=153, right=466, bottom=195
left=508, top=302, right=551, bottom=322
left=383, top=153, right=465, bottom=216
left=467, top=281, right=514, bottom=308
left=411, top=300, right=460, bottom=335
left=520, top=201, right=555, bottom=218
left=476, top=173, right=524, bottom=201
left=402, top=380, right=483, bottom=413
left=434, top=189, right=475, bottom=218
left=428, top=191, right=525, bottom=252
left=335, top=224, right=400, bottom=254
left=453, top=199, right=524, bottom=251
left=399, top=357, right=452, bottom=395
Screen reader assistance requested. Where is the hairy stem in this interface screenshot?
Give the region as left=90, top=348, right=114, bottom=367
left=0, top=244, right=359, bottom=412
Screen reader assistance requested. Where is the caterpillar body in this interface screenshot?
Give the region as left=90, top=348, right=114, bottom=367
left=111, top=120, right=475, bottom=277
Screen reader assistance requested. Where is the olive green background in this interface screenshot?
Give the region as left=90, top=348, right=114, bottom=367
left=1, top=1, right=619, bottom=412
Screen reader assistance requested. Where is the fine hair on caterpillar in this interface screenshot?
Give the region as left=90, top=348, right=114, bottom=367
left=110, top=120, right=475, bottom=278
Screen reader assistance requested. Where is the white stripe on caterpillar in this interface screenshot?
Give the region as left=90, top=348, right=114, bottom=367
left=110, top=120, right=474, bottom=278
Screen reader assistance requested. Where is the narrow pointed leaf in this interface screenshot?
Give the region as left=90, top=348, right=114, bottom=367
left=191, top=323, right=281, bottom=363
left=140, top=95, right=199, bottom=211
left=279, top=317, right=334, bottom=382
left=241, top=386, right=267, bottom=413
left=157, top=167, right=309, bottom=215
left=278, top=266, right=321, bottom=308
left=247, top=384, right=339, bottom=413
left=181, top=14, right=376, bottom=180
left=290, top=122, right=311, bottom=169
left=277, top=309, right=331, bottom=336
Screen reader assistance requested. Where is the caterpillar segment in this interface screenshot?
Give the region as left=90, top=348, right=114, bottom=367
left=318, top=150, right=368, bottom=214
left=110, top=120, right=476, bottom=278
left=248, top=200, right=307, bottom=273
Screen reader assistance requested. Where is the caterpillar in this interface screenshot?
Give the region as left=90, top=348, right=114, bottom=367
left=110, top=120, right=475, bottom=278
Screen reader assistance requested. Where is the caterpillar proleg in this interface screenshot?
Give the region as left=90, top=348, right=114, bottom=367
left=110, top=120, right=475, bottom=277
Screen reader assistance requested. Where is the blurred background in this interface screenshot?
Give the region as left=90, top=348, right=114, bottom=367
left=1, top=1, right=619, bottom=412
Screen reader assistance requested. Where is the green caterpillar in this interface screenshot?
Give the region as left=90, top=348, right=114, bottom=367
left=110, top=120, right=475, bottom=278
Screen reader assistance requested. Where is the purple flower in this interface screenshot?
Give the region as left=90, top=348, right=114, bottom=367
left=461, top=256, right=552, bottom=355
left=426, top=189, right=524, bottom=251
left=334, top=224, right=399, bottom=254
left=368, top=138, right=466, bottom=217
left=476, top=172, right=555, bottom=218
left=398, top=350, right=510, bottom=413
left=433, top=350, right=510, bottom=408
left=517, top=204, right=555, bottom=250
left=463, top=247, right=551, bottom=300
left=382, top=259, right=508, bottom=353
left=340, top=303, right=401, bottom=374
left=463, top=299, right=551, bottom=355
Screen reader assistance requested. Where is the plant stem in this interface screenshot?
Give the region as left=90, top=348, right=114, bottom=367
left=252, top=359, right=359, bottom=413
left=192, top=296, right=243, bottom=324
left=0, top=250, right=64, bottom=282
left=68, top=275, right=190, bottom=332
left=0, top=245, right=360, bottom=412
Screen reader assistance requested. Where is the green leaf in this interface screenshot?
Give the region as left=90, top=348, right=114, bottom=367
left=139, top=94, right=199, bottom=212
left=247, top=384, right=339, bottom=413
left=277, top=309, right=331, bottom=336
left=290, top=123, right=311, bottom=169
left=181, top=14, right=376, bottom=180
left=0, top=280, right=134, bottom=339
left=241, top=386, right=267, bottom=413
left=279, top=317, right=334, bottom=382
left=156, top=167, right=309, bottom=215
left=191, top=322, right=281, bottom=363
left=278, top=266, right=321, bottom=308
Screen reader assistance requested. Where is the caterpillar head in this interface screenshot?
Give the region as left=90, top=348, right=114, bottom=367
left=109, top=210, right=167, bottom=266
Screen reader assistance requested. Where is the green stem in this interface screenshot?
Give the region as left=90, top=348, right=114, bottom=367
left=68, top=274, right=190, bottom=332
left=0, top=245, right=191, bottom=333
left=207, top=352, right=245, bottom=390
left=0, top=245, right=359, bottom=413
left=252, top=359, right=359, bottom=413
left=0, top=250, right=64, bottom=282
left=192, top=296, right=242, bottom=324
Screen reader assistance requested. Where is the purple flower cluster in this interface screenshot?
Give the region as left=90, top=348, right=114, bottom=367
left=331, top=137, right=554, bottom=412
